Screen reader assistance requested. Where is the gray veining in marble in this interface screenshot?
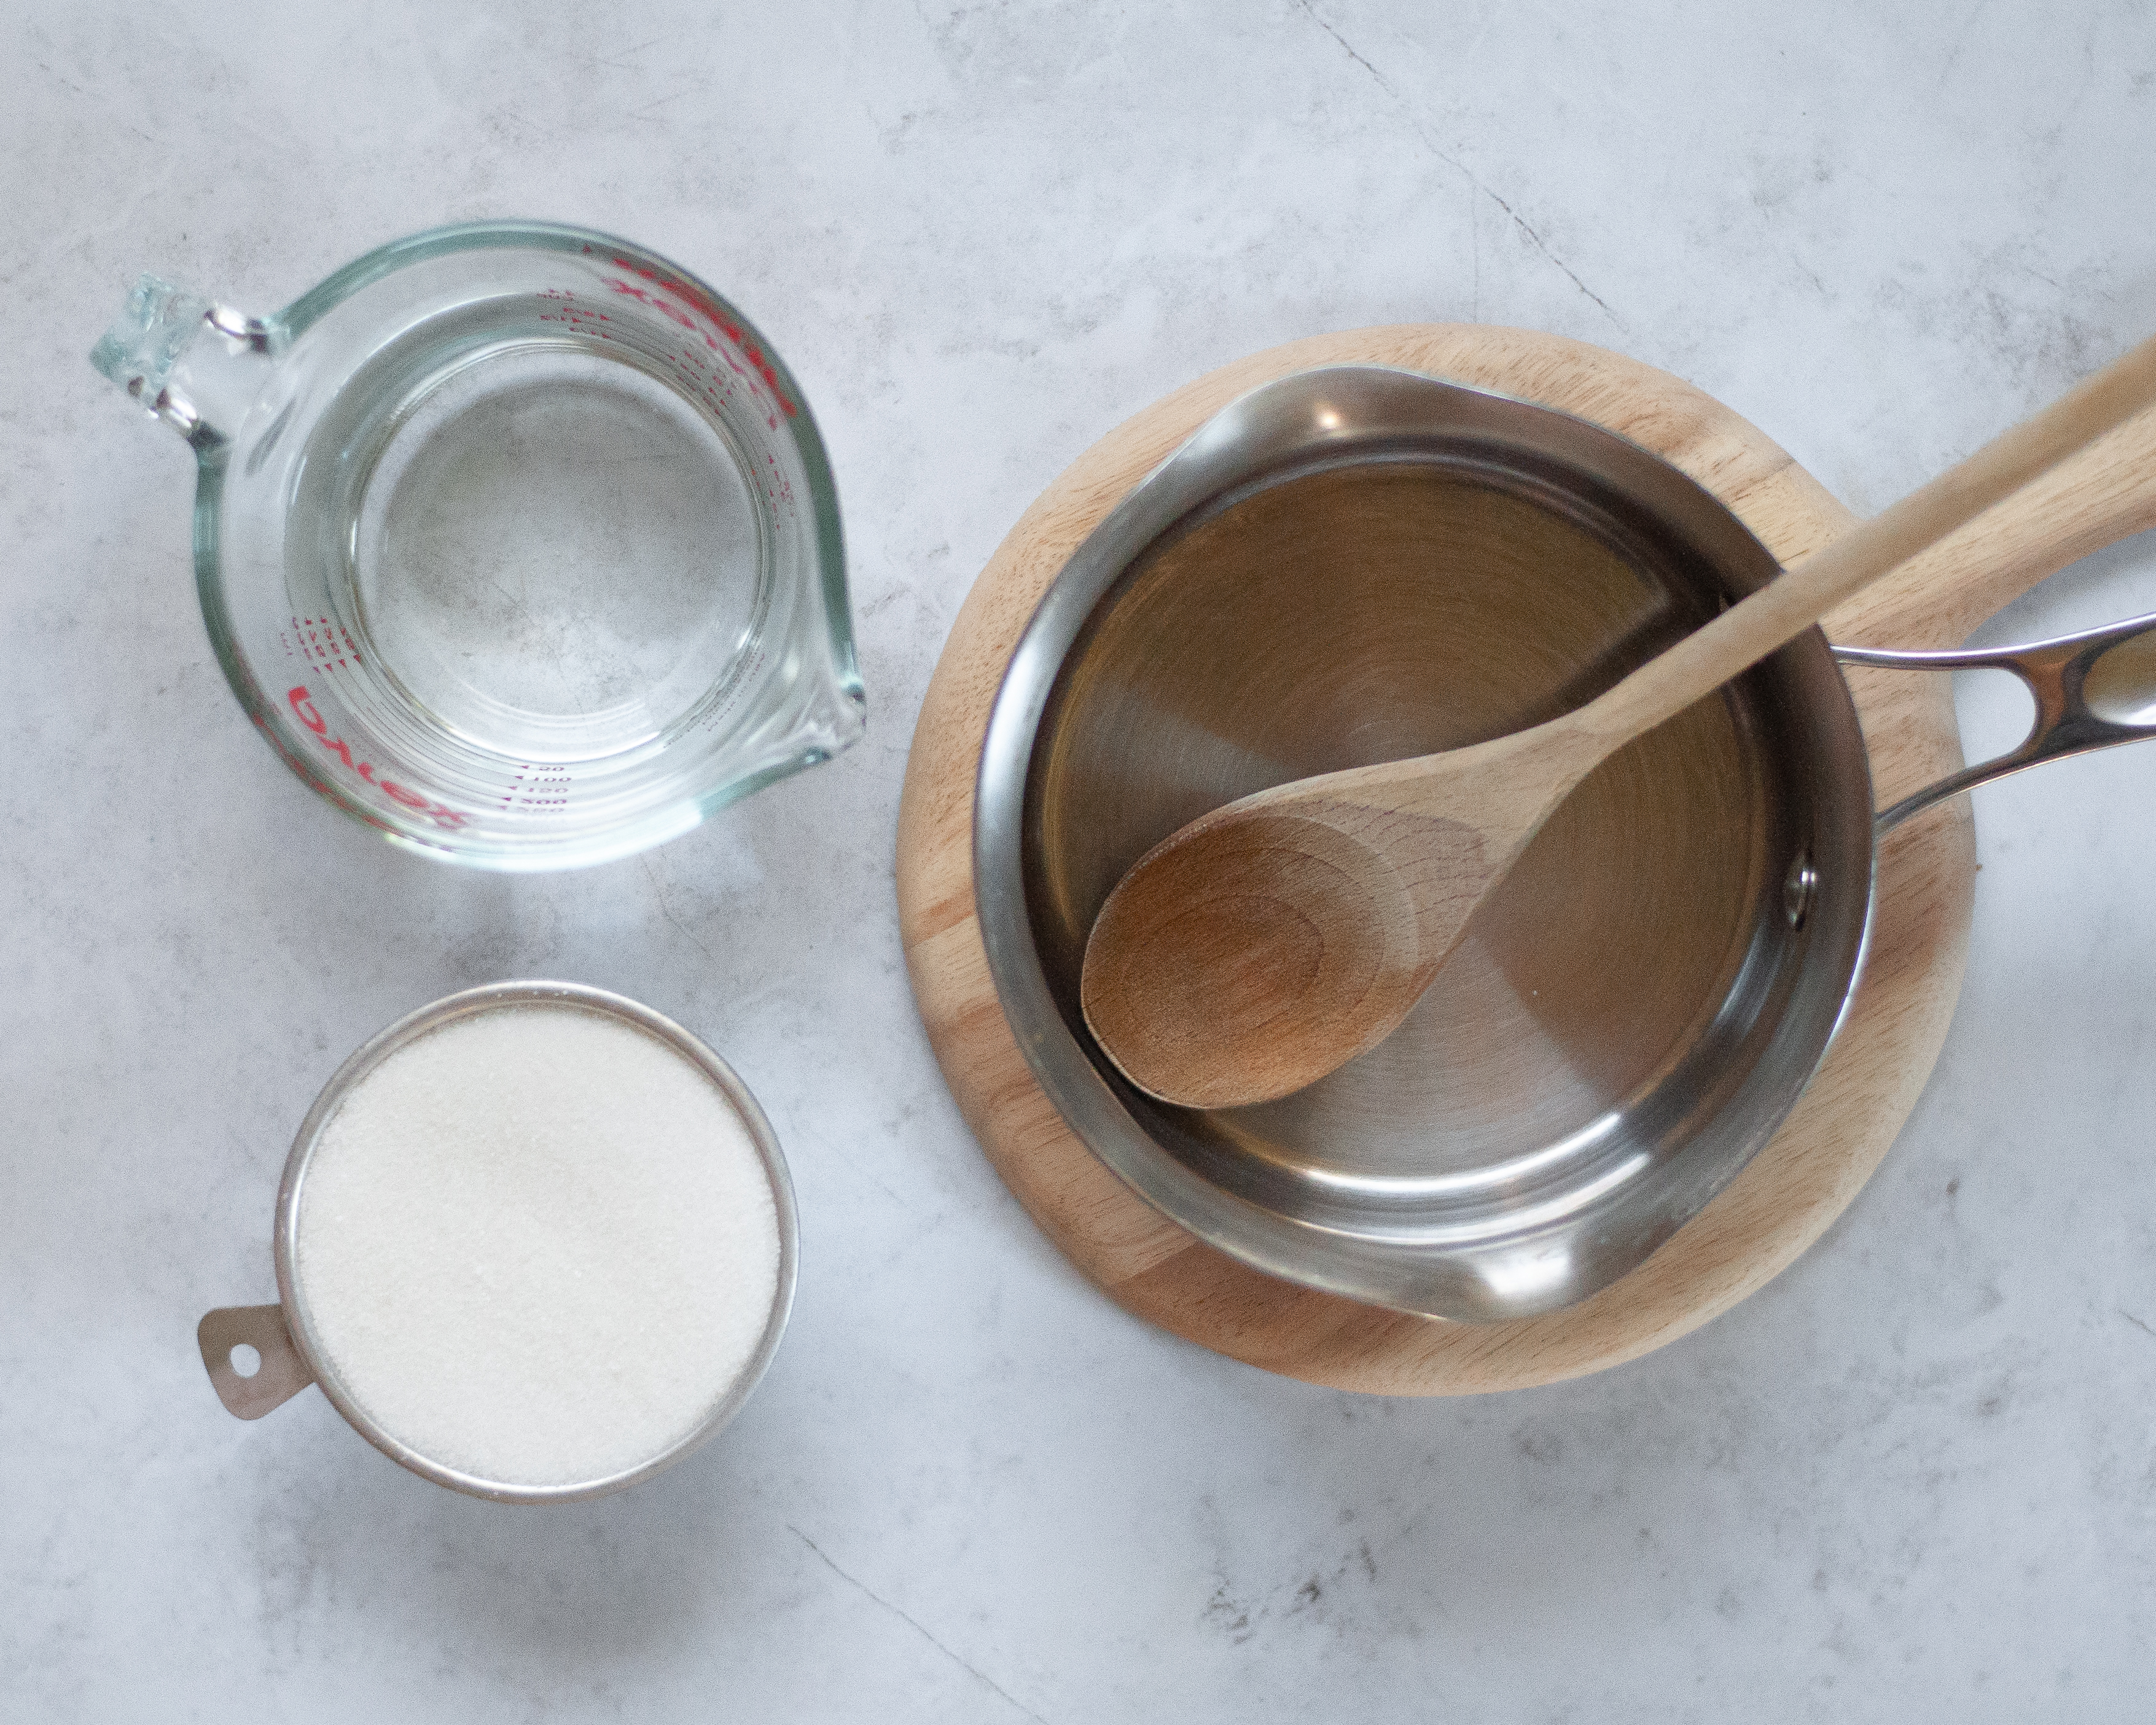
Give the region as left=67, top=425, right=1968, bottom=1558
left=5, top=1, right=2156, bottom=1719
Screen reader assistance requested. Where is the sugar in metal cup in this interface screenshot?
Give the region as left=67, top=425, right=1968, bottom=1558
left=198, top=982, right=798, bottom=1502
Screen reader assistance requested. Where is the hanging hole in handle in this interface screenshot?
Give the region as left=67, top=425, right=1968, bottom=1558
left=198, top=1304, right=314, bottom=1420
left=2082, top=629, right=2156, bottom=726
left=1953, top=665, right=2040, bottom=765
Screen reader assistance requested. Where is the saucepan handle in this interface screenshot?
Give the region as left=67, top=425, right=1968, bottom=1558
left=1835, top=608, right=2156, bottom=833
left=197, top=1303, right=315, bottom=1420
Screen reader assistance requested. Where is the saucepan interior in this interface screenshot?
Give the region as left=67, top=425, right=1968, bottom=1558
left=974, top=367, right=1875, bottom=1321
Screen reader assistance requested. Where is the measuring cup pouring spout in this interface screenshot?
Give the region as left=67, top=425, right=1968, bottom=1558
left=90, top=222, right=865, bottom=871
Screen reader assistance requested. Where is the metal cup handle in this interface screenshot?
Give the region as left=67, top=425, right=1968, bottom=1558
left=197, top=1304, right=315, bottom=1420
left=1836, top=608, right=2156, bottom=832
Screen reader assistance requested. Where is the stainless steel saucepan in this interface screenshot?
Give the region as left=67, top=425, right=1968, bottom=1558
left=974, top=366, right=2156, bottom=1323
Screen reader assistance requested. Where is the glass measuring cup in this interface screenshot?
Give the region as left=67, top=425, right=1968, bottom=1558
left=92, top=222, right=862, bottom=869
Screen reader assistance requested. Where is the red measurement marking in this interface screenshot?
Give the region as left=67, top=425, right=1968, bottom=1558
left=287, top=686, right=467, bottom=830
left=603, top=264, right=798, bottom=421
left=286, top=616, right=363, bottom=672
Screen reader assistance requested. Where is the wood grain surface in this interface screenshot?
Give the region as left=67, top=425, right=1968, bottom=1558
left=895, top=324, right=2156, bottom=1395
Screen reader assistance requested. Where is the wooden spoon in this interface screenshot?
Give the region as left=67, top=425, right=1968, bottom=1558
left=1079, top=332, right=2156, bottom=1110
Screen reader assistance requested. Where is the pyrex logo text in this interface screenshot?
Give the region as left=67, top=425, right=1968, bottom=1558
left=287, top=686, right=468, bottom=831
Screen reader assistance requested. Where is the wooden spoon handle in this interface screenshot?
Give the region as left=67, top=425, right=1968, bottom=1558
left=1574, top=329, right=2156, bottom=749
left=1833, top=397, right=2156, bottom=652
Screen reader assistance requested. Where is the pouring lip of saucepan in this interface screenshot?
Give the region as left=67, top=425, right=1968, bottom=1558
left=974, top=364, right=1880, bottom=1323
left=270, top=979, right=801, bottom=1504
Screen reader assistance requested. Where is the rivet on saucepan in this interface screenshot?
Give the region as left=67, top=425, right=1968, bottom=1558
left=1784, top=850, right=1818, bottom=929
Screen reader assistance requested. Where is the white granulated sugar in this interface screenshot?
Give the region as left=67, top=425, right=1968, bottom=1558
left=294, top=1003, right=781, bottom=1488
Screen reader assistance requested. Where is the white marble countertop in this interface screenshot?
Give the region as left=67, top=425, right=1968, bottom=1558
left=7, top=2, right=2156, bottom=1718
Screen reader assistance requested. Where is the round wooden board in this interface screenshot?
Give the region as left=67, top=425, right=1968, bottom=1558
left=896, top=324, right=2156, bottom=1395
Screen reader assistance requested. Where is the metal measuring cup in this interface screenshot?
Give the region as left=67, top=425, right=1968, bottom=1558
left=197, top=981, right=799, bottom=1503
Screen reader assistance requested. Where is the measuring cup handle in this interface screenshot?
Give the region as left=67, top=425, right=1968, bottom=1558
left=197, top=1304, right=314, bottom=1420
left=90, top=274, right=278, bottom=447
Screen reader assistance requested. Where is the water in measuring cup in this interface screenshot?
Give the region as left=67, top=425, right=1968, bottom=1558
left=290, top=300, right=770, bottom=765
